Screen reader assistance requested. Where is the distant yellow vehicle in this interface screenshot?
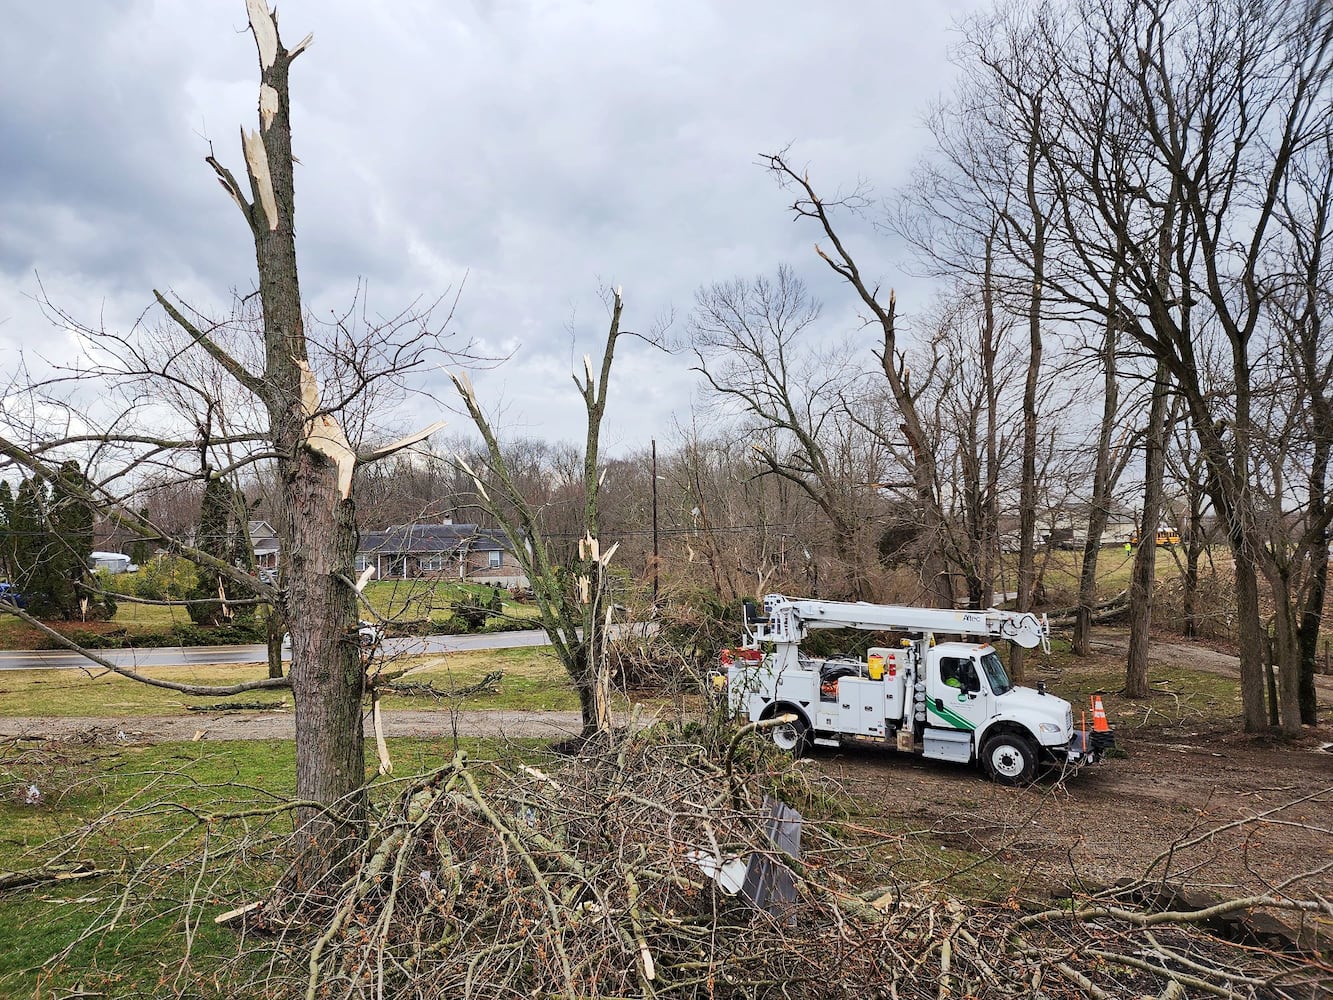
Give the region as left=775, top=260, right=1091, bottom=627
left=1129, top=529, right=1181, bottom=547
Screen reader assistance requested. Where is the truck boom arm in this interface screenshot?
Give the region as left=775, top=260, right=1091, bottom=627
left=751, top=595, right=1050, bottom=650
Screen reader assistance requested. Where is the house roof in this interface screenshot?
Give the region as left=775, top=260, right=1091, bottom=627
left=248, top=520, right=279, bottom=554
left=359, top=523, right=509, bottom=556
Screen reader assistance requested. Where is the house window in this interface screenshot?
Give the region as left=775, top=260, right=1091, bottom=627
left=487, top=550, right=502, bottom=569
left=420, top=555, right=445, bottom=572
left=354, top=555, right=372, bottom=573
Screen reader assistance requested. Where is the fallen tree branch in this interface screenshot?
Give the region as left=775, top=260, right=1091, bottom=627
left=383, top=670, right=503, bottom=699
left=1019, top=892, right=1328, bottom=929
left=185, top=700, right=287, bottom=713
left=1087, top=948, right=1249, bottom=999
left=1046, top=589, right=1130, bottom=625
left=0, top=862, right=112, bottom=894
left=1135, top=785, right=1333, bottom=888
left=33, top=724, right=1330, bottom=1000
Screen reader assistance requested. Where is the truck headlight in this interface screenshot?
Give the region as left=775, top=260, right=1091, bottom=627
left=1039, top=722, right=1062, bottom=734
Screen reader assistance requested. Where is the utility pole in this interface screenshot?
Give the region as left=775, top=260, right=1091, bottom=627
left=651, top=438, right=660, bottom=605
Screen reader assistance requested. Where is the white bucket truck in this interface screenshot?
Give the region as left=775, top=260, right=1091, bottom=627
left=718, top=594, right=1113, bottom=783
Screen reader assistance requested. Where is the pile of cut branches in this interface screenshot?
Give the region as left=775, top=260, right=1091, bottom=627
left=225, top=730, right=1330, bottom=1000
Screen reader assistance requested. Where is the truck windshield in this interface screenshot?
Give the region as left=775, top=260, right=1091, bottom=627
left=979, top=651, right=1012, bottom=695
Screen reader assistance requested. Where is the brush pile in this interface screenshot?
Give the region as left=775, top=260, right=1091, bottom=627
left=240, top=726, right=1330, bottom=1000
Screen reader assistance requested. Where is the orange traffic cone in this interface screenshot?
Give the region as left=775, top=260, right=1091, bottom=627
left=1090, top=695, right=1110, bottom=732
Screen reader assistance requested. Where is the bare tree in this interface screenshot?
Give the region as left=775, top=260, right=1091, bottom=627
left=1070, top=295, right=1140, bottom=656
left=924, top=5, right=1069, bottom=680
left=688, top=266, right=892, bottom=599
left=1257, top=140, right=1333, bottom=725
left=910, top=277, right=1024, bottom=610
left=450, top=292, right=639, bottom=736
left=672, top=428, right=811, bottom=600
left=0, top=4, right=458, bottom=877
left=762, top=159, right=957, bottom=606
left=1162, top=414, right=1214, bottom=639
left=1008, top=0, right=1333, bottom=732
left=1125, top=363, right=1170, bottom=697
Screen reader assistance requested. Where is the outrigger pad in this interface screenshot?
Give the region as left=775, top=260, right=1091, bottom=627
left=741, top=797, right=802, bottom=914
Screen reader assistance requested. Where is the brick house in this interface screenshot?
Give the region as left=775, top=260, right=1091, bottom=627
left=355, top=521, right=529, bottom=588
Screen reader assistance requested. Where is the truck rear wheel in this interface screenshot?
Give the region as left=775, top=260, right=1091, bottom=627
left=768, top=712, right=811, bottom=757
left=981, top=732, right=1037, bottom=785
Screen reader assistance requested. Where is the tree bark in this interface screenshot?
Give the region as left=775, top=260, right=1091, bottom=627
left=1295, top=417, right=1330, bottom=725
left=1230, top=538, right=1271, bottom=732
left=1174, top=437, right=1208, bottom=641
left=1297, top=559, right=1326, bottom=725
left=1126, top=363, right=1168, bottom=699
left=1074, top=288, right=1122, bottom=656
left=266, top=607, right=285, bottom=679
left=1268, top=581, right=1304, bottom=736
left=283, top=466, right=365, bottom=872
left=238, top=4, right=366, bottom=877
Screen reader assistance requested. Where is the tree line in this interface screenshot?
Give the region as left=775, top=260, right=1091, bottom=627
left=0, top=462, right=114, bottom=620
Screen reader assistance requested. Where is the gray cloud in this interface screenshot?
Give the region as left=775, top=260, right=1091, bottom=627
left=1, top=0, right=974, bottom=446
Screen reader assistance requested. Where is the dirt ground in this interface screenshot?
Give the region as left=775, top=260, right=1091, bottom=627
left=819, top=722, right=1332, bottom=899
left=3, top=630, right=1331, bottom=909
left=820, top=629, right=1333, bottom=910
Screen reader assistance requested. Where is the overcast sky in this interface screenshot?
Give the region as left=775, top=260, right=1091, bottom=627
left=1, top=0, right=977, bottom=453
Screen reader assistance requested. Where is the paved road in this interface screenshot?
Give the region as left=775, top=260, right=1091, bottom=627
left=0, top=629, right=557, bottom=672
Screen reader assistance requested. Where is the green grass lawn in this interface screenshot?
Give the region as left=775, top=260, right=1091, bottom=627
left=378, top=646, right=582, bottom=712
left=1031, top=636, right=1244, bottom=733
left=0, top=646, right=580, bottom=717
left=360, top=578, right=541, bottom=629
left=0, top=662, right=290, bottom=716
left=0, top=736, right=550, bottom=997
left=1027, top=544, right=1220, bottom=606
left=0, top=577, right=543, bottom=652
left=106, top=601, right=192, bottom=628
left=0, top=738, right=296, bottom=996
left=0, top=598, right=194, bottom=650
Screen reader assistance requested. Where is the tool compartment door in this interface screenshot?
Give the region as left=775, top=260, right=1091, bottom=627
left=837, top=678, right=889, bottom=736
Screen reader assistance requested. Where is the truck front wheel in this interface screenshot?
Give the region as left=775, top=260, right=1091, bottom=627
left=767, top=712, right=811, bottom=757
left=981, top=733, right=1037, bottom=785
